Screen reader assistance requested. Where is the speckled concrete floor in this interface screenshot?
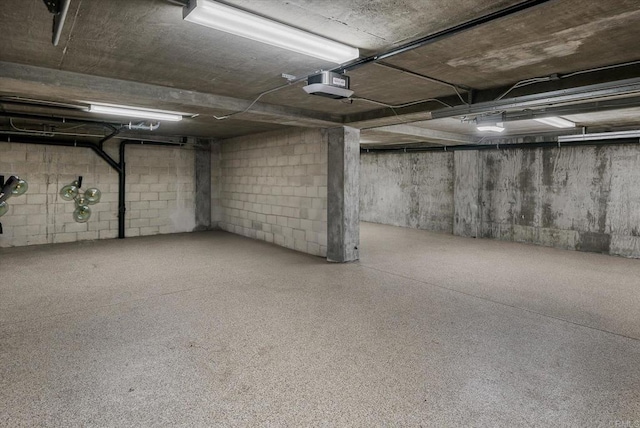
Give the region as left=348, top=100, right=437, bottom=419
left=1, top=223, right=639, bottom=427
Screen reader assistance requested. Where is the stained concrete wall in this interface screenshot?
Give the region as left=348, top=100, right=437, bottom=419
left=194, top=139, right=211, bottom=231
left=210, top=141, right=223, bottom=229
left=360, top=151, right=454, bottom=233
left=472, top=145, right=640, bottom=258
left=453, top=151, right=480, bottom=238
left=0, top=142, right=196, bottom=247
left=360, top=144, right=640, bottom=258
left=218, top=128, right=328, bottom=257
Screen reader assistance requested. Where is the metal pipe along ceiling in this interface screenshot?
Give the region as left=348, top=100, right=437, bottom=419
left=335, top=0, right=555, bottom=73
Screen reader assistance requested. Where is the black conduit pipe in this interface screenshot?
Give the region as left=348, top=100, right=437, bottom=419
left=360, top=138, right=640, bottom=154
left=98, top=127, right=121, bottom=150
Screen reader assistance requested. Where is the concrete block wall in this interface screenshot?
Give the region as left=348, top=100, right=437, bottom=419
left=360, top=151, right=454, bottom=233
left=218, top=128, right=328, bottom=257
left=0, top=142, right=195, bottom=247
left=360, top=144, right=640, bottom=258
left=121, top=146, right=195, bottom=237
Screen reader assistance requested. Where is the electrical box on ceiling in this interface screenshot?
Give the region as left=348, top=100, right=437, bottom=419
left=303, top=71, right=354, bottom=99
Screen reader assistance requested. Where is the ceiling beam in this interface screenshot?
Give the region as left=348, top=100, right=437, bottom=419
left=343, top=62, right=640, bottom=127
left=499, top=96, right=640, bottom=122
left=344, top=104, right=438, bottom=128
left=344, top=78, right=640, bottom=129
left=0, top=62, right=342, bottom=128
left=430, top=77, right=640, bottom=120
left=364, top=124, right=477, bottom=144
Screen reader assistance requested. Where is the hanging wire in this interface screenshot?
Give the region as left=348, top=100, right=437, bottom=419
left=494, top=77, right=553, bottom=101
left=495, top=59, right=640, bottom=101
left=374, top=63, right=470, bottom=105
left=562, top=59, right=640, bottom=79
left=349, top=96, right=454, bottom=120
left=9, top=118, right=90, bottom=136
left=213, top=82, right=295, bottom=120
left=350, top=96, right=452, bottom=108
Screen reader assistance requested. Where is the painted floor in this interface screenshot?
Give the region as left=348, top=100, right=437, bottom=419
left=1, top=223, right=639, bottom=427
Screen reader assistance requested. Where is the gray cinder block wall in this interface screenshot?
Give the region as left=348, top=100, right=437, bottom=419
left=218, top=128, right=328, bottom=257
left=0, top=142, right=196, bottom=247
left=360, top=144, right=640, bottom=258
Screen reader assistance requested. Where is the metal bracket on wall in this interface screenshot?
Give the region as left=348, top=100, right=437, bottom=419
left=42, top=0, right=61, bottom=13
left=0, top=175, right=9, bottom=203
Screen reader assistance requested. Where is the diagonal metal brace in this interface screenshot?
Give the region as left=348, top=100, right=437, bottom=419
left=42, top=0, right=71, bottom=46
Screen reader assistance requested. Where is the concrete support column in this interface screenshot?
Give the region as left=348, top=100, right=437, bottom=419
left=194, top=139, right=211, bottom=231
left=326, top=126, right=360, bottom=262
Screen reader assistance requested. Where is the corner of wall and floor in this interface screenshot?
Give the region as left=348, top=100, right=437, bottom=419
left=216, top=126, right=360, bottom=262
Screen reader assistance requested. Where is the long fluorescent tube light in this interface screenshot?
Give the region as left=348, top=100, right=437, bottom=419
left=183, top=0, right=359, bottom=64
left=534, top=117, right=575, bottom=128
left=558, top=130, right=640, bottom=142
left=89, top=105, right=183, bottom=122
left=477, top=124, right=505, bottom=133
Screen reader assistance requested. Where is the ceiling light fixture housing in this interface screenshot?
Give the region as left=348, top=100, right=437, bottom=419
left=477, top=124, right=505, bottom=133
left=534, top=116, right=575, bottom=128
left=89, top=104, right=183, bottom=122
left=183, top=0, right=359, bottom=64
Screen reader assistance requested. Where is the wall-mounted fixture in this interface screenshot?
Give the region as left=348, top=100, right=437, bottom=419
left=183, top=0, right=359, bottom=64
left=0, top=175, right=29, bottom=234
left=89, top=104, right=184, bottom=122
left=60, top=177, right=101, bottom=223
left=533, top=117, right=575, bottom=128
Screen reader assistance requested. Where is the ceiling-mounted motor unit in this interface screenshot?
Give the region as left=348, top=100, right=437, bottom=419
left=303, top=71, right=354, bottom=99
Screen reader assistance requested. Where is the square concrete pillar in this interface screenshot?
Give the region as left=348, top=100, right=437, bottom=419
left=327, top=126, right=360, bottom=262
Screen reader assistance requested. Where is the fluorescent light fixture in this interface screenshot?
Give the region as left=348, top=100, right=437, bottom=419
left=534, top=116, right=575, bottom=128
left=183, top=0, right=359, bottom=64
left=477, top=123, right=505, bottom=133
left=89, top=104, right=183, bottom=122
left=558, top=130, right=640, bottom=142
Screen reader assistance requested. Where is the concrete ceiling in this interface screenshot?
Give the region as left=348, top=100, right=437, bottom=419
left=1, top=0, right=639, bottom=145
